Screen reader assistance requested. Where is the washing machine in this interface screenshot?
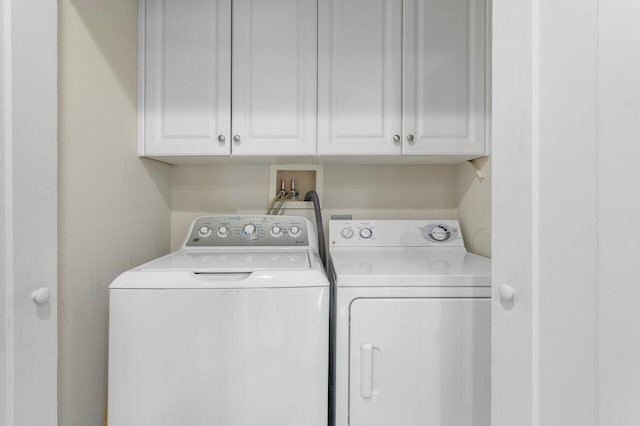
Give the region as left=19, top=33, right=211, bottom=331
left=329, top=220, right=491, bottom=426
left=108, top=215, right=329, bottom=426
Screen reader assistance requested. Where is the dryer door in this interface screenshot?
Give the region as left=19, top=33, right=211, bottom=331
left=349, top=298, right=490, bottom=426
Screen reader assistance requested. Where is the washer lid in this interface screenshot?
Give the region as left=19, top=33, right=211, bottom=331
left=136, top=250, right=311, bottom=273
left=109, top=249, right=330, bottom=289
left=330, top=247, right=491, bottom=287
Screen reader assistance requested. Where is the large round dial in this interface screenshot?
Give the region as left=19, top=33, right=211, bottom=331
left=242, top=223, right=259, bottom=239
left=359, top=227, right=373, bottom=239
left=430, top=225, right=449, bottom=241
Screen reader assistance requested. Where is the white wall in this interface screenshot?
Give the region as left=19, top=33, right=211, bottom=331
left=0, top=2, right=8, bottom=421
left=492, top=0, right=599, bottom=423
left=537, top=1, right=599, bottom=424
left=493, top=0, right=640, bottom=425
left=58, top=1, right=171, bottom=425
left=170, top=163, right=492, bottom=255
left=598, top=0, right=640, bottom=423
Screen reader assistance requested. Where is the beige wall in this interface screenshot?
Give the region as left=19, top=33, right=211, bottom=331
left=170, top=163, right=491, bottom=253
left=58, top=1, right=171, bottom=425
left=456, top=157, right=492, bottom=257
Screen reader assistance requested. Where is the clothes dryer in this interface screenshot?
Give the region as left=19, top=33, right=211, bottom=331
left=329, top=220, right=491, bottom=426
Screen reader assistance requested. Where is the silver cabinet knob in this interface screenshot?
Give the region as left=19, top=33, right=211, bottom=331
left=31, top=287, right=51, bottom=305
left=407, top=134, right=415, bottom=145
left=233, top=135, right=241, bottom=144
left=393, top=134, right=401, bottom=144
left=217, top=135, right=226, bottom=143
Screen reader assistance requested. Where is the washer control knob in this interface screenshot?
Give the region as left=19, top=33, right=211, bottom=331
left=359, top=228, right=373, bottom=239
left=431, top=226, right=449, bottom=241
left=341, top=227, right=354, bottom=239
left=217, top=226, right=229, bottom=237
left=242, top=224, right=259, bottom=239
left=198, top=226, right=212, bottom=237
left=271, top=226, right=283, bottom=237
left=289, top=225, right=301, bottom=237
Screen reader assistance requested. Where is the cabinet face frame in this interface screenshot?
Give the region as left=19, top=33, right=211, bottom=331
left=140, top=0, right=232, bottom=156
left=402, top=0, right=488, bottom=156
left=317, top=0, right=403, bottom=155
left=231, top=0, right=318, bottom=156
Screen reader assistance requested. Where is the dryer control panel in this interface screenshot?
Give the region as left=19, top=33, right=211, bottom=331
left=186, top=216, right=310, bottom=247
left=330, top=220, right=464, bottom=247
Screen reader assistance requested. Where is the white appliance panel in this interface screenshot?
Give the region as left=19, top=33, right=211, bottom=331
left=332, top=286, right=490, bottom=426
left=330, top=247, right=490, bottom=286
left=348, top=297, right=490, bottom=426
left=109, top=287, right=329, bottom=426
left=330, top=219, right=465, bottom=248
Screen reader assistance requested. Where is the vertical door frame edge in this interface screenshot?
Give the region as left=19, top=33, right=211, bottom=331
left=0, top=0, right=15, bottom=422
left=138, top=0, right=146, bottom=156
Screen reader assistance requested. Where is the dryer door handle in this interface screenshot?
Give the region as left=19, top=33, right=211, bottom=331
left=360, top=343, right=374, bottom=399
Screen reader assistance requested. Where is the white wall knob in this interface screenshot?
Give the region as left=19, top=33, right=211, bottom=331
left=31, top=287, right=51, bottom=305
left=498, top=284, right=515, bottom=302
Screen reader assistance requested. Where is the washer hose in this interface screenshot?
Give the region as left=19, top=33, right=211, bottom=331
left=304, top=191, right=326, bottom=268
left=266, top=190, right=286, bottom=215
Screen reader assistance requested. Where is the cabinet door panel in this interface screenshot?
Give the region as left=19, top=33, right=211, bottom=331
left=144, top=0, right=231, bottom=155
left=318, top=0, right=402, bottom=155
left=349, top=298, right=490, bottom=426
left=232, top=0, right=317, bottom=155
left=403, top=0, right=487, bottom=155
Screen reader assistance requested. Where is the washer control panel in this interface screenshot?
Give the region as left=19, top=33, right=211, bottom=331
left=186, top=216, right=309, bottom=247
left=330, top=220, right=464, bottom=247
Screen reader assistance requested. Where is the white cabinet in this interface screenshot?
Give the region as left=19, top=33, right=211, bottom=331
left=318, top=0, right=487, bottom=157
left=142, top=0, right=316, bottom=157
left=140, top=0, right=488, bottom=161
left=142, top=0, right=231, bottom=156
left=403, top=0, right=487, bottom=155
left=232, top=0, right=318, bottom=155
left=318, top=0, right=403, bottom=155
